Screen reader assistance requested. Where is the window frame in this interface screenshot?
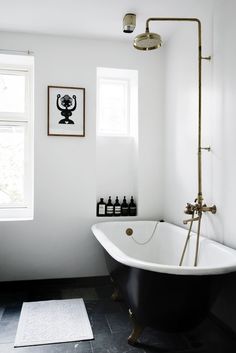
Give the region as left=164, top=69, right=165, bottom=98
left=0, top=60, right=34, bottom=221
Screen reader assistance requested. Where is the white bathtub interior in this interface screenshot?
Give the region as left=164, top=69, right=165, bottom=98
left=92, top=221, right=236, bottom=275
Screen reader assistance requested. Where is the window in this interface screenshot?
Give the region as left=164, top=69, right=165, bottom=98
left=98, top=78, right=129, bottom=136
left=97, top=68, right=138, bottom=137
left=0, top=55, right=34, bottom=220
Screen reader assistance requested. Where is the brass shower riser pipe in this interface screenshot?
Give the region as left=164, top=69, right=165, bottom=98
left=145, top=18, right=208, bottom=266
left=145, top=18, right=203, bottom=206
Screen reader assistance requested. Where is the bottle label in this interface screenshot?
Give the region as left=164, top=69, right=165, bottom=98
left=129, top=206, right=137, bottom=216
left=122, top=207, right=129, bottom=216
left=115, top=206, right=121, bottom=214
left=99, top=205, right=106, bottom=215
left=106, top=206, right=113, bottom=214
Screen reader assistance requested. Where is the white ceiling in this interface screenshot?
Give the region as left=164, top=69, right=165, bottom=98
left=0, top=0, right=215, bottom=41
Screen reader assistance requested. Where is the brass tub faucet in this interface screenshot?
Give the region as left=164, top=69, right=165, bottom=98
left=183, top=216, right=199, bottom=225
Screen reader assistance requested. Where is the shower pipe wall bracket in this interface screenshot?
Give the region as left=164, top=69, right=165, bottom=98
left=201, top=145, right=211, bottom=152
left=201, top=56, right=212, bottom=60
left=144, top=17, right=216, bottom=266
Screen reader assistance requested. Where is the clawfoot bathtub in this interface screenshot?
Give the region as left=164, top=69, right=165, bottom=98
left=92, top=221, right=236, bottom=345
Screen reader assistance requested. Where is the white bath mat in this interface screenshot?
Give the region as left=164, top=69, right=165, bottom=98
left=14, top=298, right=93, bottom=347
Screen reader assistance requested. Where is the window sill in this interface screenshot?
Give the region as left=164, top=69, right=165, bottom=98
left=0, top=207, right=33, bottom=221
left=0, top=217, right=33, bottom=222
left=97, top=134, right=133, bottom=138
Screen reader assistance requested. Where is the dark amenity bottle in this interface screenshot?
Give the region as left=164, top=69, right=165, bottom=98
left=106, top=196, right=113, bottom=216
left=129, top=196, right=137, bottom=216
left=114, top=196, right=121, bottom=216
left=97, top=198, right=106, bottom=217
left=121, top=196, right=129, bottom=216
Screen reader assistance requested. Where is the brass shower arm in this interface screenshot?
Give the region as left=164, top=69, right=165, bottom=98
left=145, top=17, right=201, bottom=34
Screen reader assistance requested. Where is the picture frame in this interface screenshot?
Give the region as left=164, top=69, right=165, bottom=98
left=47, top=85, right=85, bottom=137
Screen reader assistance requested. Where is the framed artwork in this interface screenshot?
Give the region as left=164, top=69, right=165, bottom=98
left=47, top=86, right=85, bottom=137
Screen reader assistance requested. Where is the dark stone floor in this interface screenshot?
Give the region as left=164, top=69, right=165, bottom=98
left=0, top=278, right=235, bottom=353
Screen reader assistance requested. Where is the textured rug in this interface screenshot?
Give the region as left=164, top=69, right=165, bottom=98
left=14, top=298, right=93, bottom=347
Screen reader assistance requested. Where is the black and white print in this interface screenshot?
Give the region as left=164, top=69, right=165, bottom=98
left=48, top=86, right=85, bottom=136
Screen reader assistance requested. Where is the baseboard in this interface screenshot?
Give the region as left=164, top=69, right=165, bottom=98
left=0, top=275, right=111, bottom=290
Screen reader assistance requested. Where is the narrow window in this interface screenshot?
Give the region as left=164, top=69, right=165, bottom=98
left=97, top=68, right=138, bottom=137
left=0, top=55, right=34, bottom=220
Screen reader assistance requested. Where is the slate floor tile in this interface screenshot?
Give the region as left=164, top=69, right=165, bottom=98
left=0, top=307, right=5, bottom=320
left=139, top=328, right=190, bottom=352
left=0, top=344, right=12, bottom=353
left=0, top=282, right=236, bottom=353
left=27, top=290, right=61, bottom=302
left=91, top=331, right=145, bottom=353
left=0, top=294, right=24, bottom=306
left=0, top=341, right=92, bottom=353
left=85, top=299, right=123, bottom=317
left=95, top=285, right=113, bottom=300
left=1, top=303, right=22, bottom=322
left=89, top=313, right=110, bottom=336
left=61, top=287, right=98, bottom=300
left=0, top=320, right=18, bottom=343
left=185, top=318, right=236, bottom=353
left=105, top=312, right=132, bottom=333
left=92, top=349, right=146, bottom=353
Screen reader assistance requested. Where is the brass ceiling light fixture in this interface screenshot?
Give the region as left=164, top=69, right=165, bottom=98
left=123, top=13, right=136, bottom=33
left=132, top=17, right=215, bottom=266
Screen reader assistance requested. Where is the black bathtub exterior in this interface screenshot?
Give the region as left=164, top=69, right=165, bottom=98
left=105, top=250, right=224, bottom=332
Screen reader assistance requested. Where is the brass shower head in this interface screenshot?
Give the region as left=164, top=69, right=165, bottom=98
left=133, top=30, right=162, bottom=51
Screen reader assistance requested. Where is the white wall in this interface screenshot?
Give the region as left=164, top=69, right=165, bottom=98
left=0, top=32, right=164, bottom=281
left=210, top=0, right=236, bottom=332
left=162, top=1, right=236, bottom=248
left=96, top=137, right=138, bottom=202
left=162, top=16, right=219, bottom=240
left=163, top=24, right=198, bottom=230
left=212, top=0, right=236, bottom=249
left=161, top=0, right=236, bottom=332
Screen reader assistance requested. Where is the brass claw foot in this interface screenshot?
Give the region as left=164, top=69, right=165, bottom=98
left=111, top=287, right=122, bottom=301
left=128, top=326, right=143, bottom=346
left=128, top=309, right=144, bottom=346
left=110, top=277, right=122, bottom=301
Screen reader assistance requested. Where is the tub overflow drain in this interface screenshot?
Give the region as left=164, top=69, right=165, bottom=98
left=126, top=228, right=133, bottom=236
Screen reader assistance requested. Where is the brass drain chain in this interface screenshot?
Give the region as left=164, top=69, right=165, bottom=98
left=125, top=222, right=158, bottom=245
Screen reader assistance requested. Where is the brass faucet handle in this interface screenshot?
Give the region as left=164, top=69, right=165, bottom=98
left=211, top=205, right=217, bottom=214
left=184, top=203, right=194, bottom=214
left=201, top=204, right=217, bottom=214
